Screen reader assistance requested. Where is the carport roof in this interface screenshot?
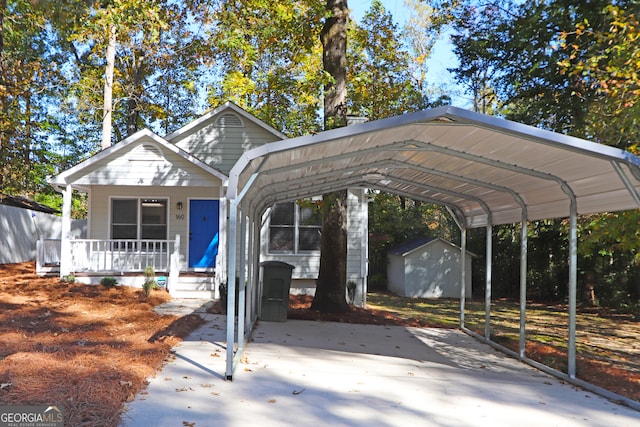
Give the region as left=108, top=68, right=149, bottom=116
left=227, top=106, right=640, bottom=228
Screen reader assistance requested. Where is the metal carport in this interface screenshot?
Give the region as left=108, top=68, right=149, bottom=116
left=222, top=105, right=640, bottom=389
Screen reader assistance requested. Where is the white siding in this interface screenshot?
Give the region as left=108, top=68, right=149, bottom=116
left=170, top=114, right=281, bottom=175
left=88, top=186, right=220, bottom=271
left=387, top=254, right=406, bottom=296
left=260, top=188, right=368, bottom=285
left=346, top=188, right=366, bottom=281
left=73, top=137, right=221, bottom=187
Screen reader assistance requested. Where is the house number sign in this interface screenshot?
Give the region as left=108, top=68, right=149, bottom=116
left=175, top=214, right=185, bottom=220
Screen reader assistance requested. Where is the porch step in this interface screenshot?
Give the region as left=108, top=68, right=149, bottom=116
left=169, top=275, right=216, bottom=299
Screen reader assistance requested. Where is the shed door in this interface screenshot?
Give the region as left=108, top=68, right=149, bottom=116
left=188, top=200, right=219, bottom=268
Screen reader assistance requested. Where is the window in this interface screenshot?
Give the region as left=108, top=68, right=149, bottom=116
left=111, top=198, right=168, bottom=241
left=268, top=201, right=321, bottom=253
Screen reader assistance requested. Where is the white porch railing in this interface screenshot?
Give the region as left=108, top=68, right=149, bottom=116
left=36, top=238, right=63, bottom=274
left=70, top=239, right=177, bottom=273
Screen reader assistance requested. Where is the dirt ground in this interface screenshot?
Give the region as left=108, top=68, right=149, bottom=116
left=0, top=262, right=637, bottom=427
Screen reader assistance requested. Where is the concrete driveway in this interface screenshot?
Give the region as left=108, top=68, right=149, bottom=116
left=120, top=305, right=640, bottom=427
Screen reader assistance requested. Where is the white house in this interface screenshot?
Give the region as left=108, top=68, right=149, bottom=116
left=386, top=237, right=472, bottom=299
left=47, top=102, right=368, bottom=302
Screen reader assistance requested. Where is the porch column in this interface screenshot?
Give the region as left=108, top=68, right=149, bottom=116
left=519, top=214, right=528, bottom=359
left=59, top=185, right=73, bottom=278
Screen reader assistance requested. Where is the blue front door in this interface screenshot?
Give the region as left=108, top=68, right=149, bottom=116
left=188, top=200, right=220, bottom=268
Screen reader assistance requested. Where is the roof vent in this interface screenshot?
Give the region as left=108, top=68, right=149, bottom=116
left=129, top=144, right=163, bottom=161
left=215, top=113, right=244, bottom=127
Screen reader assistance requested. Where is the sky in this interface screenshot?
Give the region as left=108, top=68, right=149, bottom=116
left=349, top=0, right=470, bottom=108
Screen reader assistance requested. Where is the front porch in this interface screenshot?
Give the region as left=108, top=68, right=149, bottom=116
left=37, top=236, right=218, bottom=298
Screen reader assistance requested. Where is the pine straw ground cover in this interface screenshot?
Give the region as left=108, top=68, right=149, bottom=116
left=0, top=262, right=204, bottom=427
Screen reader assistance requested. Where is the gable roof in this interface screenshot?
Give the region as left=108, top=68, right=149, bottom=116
left=165, top=101, right=287, bottom=142
left=227, top=106, right=640, bottom=229
left=387, top=237, right=435, bottom=256
left=387, top=237, right=475, bottom=257
left=49, top=128, right=228, bottom=189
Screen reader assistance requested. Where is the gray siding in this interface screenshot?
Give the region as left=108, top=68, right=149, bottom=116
left=388, top=239, right=472, bottom=299
left=170, top=114, right=281, bottom=175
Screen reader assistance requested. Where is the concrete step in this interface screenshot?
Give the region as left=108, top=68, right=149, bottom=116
left=171, top=275, right=215, bottom=291
left=169, top=289, right=216, bottom=299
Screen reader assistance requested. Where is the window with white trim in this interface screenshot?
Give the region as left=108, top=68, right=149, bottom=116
left=268, top=201, right=321, bottom=253
left=111, top=198, right=168, bottom=240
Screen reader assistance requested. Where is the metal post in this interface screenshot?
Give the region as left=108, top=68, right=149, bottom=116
left=485, top=225, right=493, bottom=339
left=361, top=190, right=369, bottom=308
left=225, top=200, right=237, bottom=380
left=237, top=214, right=247, bottom=353
left=460, top=226, right=467, bottom=328
left=519, top=216, right=528, bottom=359
left=568, top=200, right=578, bottom=378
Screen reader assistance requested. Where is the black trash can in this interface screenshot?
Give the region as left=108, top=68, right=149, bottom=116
left=260, top=261, right=295, bottom=322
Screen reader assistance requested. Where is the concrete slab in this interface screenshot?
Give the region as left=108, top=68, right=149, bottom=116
left=120, top=315, right=640, bottom=427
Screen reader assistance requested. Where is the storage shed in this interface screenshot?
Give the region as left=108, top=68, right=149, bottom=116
left=387, top=238, right=472, bottom=299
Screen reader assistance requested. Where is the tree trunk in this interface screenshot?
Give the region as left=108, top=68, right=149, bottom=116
left=312, top=0, right=349, bottom=313
left=102, top=25, right=116, bottom=150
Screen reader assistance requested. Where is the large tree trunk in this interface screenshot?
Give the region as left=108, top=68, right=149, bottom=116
left=311, top=0, right=349, bottom=312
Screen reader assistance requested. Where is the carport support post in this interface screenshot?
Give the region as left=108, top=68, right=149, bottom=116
left=519, top=216, right=528, bottom=359
left=460, top=226, right=467, bottom=328
left=237, top=214, right=247, bottom=354
left=485, top=225, right=493, bottom=339
left=568, top=201, right=578, bottom=378
left=226, top=200, right=238, bottom=380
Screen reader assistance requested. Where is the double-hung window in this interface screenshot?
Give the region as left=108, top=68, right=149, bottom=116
left=111, top=198, right=168, bottom=243
left=268, top=201, right=321, bottom=253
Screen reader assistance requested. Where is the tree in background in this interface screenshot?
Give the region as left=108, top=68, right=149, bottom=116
left=64, top=0, right=207, bottom=142
left=311, top=0, right=350, bottom=312
left=347, top=0, right=421, bottom=119
left=207, top=0, right=326, bottom=136
left=441, top=0, right=640, bottom=310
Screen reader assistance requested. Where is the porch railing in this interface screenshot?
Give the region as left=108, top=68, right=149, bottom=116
left=70, top=239, right=177, bottom=273
left=36, top=238, right=62, bottom=274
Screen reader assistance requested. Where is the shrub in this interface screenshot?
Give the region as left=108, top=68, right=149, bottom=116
left=142, top=266, right=160, bottom=296
left=100, top=276, right=118, bottom=287
left=62, top=274, right=76, bottom=283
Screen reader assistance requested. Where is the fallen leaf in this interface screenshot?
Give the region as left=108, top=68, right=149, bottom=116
left=292, top=388, right=305, bottom=395
left=268, top=399, right=277, bottom=403
left=182, top=421, right=196, bottom=427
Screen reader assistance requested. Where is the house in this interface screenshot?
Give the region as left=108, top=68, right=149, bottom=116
left=46, top=102, right=368, bottom=302
left=386, top=237, right=472, bottom=299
